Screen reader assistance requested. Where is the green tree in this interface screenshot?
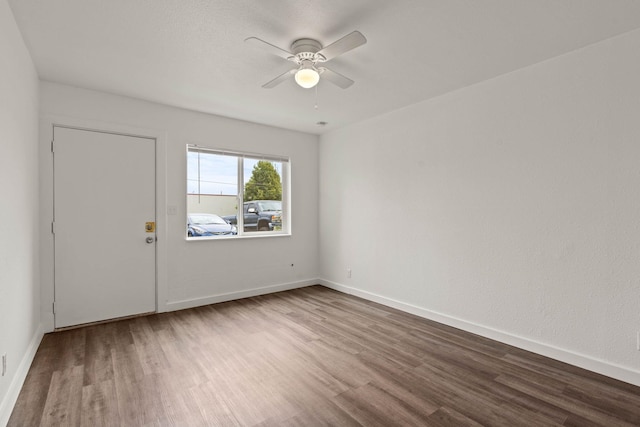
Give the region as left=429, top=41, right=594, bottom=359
left=244, top=161, right=282, bottom=201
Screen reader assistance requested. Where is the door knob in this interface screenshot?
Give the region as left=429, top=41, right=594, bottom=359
left=146, top=236, right=155, bottom=244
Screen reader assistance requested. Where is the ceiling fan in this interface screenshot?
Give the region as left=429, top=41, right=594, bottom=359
left=245, top=31, right=367, bottom=89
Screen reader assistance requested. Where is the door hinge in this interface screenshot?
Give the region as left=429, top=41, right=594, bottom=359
left=51, top=221, right=56, bottom=234
left=52, top=301, right=56, bottom=314
left=51, top=140, right=54, bottom=153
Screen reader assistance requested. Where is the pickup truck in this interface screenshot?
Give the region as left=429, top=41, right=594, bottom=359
left=223, top=200, right=282, bottom=232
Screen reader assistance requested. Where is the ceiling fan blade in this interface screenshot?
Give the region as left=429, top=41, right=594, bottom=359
left=317, top=31, right=367, bottom=61
left=262, top=69, right=296, bottom=88
left=319, top=67, right=354, bottom=89
left=245, top=37, right=294, bottom=61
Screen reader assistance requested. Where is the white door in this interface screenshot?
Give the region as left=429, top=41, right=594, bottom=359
left=53, top=126, right=156, bottom=328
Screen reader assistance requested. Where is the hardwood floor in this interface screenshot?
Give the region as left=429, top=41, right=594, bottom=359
left=9, top=286, right=640, bottom=426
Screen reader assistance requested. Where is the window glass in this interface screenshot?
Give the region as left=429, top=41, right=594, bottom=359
left=187, top=151, right=237, bottom=195
left=187, top=146, right=288, bottom=238
left=243, top=157, right=284, bottom=232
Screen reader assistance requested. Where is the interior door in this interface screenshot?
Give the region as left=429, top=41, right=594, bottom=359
left=53, top=126, right=156, bottom=328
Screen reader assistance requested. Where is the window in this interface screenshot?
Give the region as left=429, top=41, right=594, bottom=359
left=186, top=145, right=289, bottom=238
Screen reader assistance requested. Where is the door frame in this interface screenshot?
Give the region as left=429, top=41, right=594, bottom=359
left=40, top=115, right=168, bottom=332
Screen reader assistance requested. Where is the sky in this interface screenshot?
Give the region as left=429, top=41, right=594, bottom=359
left=187, top=151, right=283, bottom=195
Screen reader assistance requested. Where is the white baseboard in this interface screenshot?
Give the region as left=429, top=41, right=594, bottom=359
left=318, top=279, right=640, bottom=388
left=0, top=323, right=45, bottom=427
left=165, top=279, right=319, bottom=312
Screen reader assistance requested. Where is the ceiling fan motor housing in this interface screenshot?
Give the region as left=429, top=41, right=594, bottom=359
left=291, top=38, right=322, bottom=54
left=290, top=39, right=326, bottom=63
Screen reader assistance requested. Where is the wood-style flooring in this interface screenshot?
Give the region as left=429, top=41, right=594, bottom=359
left=9, top=286, right=640, bottom=426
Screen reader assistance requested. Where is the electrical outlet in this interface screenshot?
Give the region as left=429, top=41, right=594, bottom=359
left=347, top=268, right=352, bottom=278
left=1, top=353, right=6, bottom=376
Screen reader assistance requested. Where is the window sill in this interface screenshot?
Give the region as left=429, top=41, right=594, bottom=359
left=186, top=232, right=291, bottom=242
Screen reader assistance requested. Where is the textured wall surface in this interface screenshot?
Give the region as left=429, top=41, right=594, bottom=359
left=319, top=28, right=640, bottom=383
left=0, top=0, right=40, bottom=423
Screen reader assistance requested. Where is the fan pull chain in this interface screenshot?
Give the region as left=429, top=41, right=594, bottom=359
left=314, top=84, right=319, bottom=110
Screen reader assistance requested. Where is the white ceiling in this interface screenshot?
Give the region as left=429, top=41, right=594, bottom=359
left=9, top=0, right=640, bottom=134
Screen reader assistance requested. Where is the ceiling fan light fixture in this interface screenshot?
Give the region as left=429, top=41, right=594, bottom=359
left=294, top=61, right=320, bottom=88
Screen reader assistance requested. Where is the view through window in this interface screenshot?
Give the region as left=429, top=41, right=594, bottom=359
left=187, top=146, right=288, bottom=238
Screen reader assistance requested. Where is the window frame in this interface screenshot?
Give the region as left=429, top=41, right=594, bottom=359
left=186, top=145, right=290, bottom=240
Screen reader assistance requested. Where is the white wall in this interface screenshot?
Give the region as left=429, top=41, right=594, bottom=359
left=39, top=82, right=319, bottom=323
left=319, top=29, right=640, bottom=385
left=0, top=1, right=42, bottom=425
